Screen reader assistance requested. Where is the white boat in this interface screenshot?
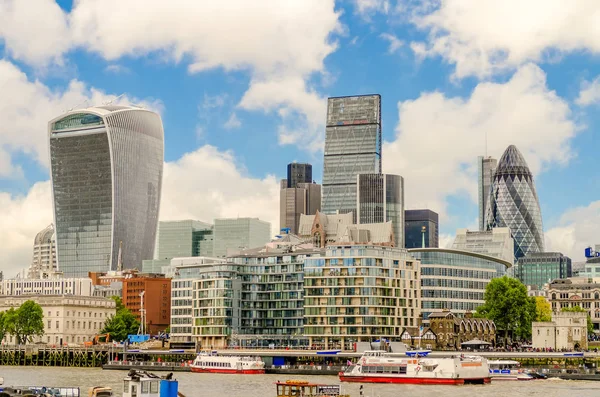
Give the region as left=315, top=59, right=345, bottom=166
left=190, top=350, right=265, bottom=374
left=340, top=351, right=491, bottom=385
left=488, top=360, right=534, bottom=381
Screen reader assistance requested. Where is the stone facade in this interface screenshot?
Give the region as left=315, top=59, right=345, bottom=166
left=532, top=311, right=588, bottom=350
left=427, top=310, right=496, bottom=350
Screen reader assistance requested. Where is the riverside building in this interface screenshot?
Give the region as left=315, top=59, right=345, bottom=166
left=408, top=248, right=511, bottom=324
left=0, top=295, right=116, bottom=345
left=303, top=245, right=420, bottom=350
left=49, top=106, right=164, bottom=277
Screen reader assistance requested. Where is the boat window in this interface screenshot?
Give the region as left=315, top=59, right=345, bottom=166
left=123, top=381, right=129, bottom=393
left=150, top=382, right=159, bottom=394
left=399, top=365, right=407, bottom=374
left=142, top=382, right=149, bottom=394
left=376, top=366, right=384, bottom=373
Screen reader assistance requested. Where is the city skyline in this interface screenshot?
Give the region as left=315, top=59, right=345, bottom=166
left=1, top=1, right=600, bottom=276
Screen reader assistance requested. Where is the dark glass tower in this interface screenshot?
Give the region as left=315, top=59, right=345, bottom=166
left=404, top=210, right=439, bottom=248
left=286, top=163, right=312, bottom=188
left=486, top=145, right=544, bottom=259
left=49, top=106, right=164, bottom=277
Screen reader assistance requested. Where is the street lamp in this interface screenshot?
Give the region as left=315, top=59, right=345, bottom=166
left=140, top=291, right=146, bottom=335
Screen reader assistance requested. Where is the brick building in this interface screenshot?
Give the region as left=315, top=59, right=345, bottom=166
left=122, top=274, right=171, bottom=335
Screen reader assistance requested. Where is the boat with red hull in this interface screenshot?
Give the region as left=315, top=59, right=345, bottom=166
left=190, top=351, right=265, bottom=374
left=339, top=350, right=491, bottom=385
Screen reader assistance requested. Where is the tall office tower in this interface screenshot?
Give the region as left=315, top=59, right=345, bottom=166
left=478, top=156, right=497, bottom=231
left=280, top=162, right=321, bottom=235
left=27, top=224, right=58, bottom=279
left=156, top=220, right=214, bottom=259
left=213, top=218, right=272, bottom=257
left=404, top=209, right=439, bottom=248
left=486, top=145, right=544, bottom=259
left=49, top=106, right=164, bottom=277
left=322, top=95, right=381, bottom=221
left=287, top=163, right=313, bottom=188
left=357, top=173, right=405, bottom=247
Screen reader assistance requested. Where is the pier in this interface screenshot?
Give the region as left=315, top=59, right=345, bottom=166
left=0, top=345, right=110, bottom=367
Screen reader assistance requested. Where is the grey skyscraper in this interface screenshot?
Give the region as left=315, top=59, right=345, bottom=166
left=280, top=174, right=321, bottom=235
left=49, top=106, right=164, bottom=277
left=287, top=163, right=313, bottom=188
left=213, top=218, right=271, bottom=257
left=357, top=173, right=404, bottom=247
left=486, top=145, right=544, bottom=259
left=478, top=156, right=497, bottom=231
left=404, top=209, right=439, bottom=248
left=322, top=95, right=381, bottom=220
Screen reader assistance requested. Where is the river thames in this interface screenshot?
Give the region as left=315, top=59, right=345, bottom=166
left=0, top=367, right=598, bottom=397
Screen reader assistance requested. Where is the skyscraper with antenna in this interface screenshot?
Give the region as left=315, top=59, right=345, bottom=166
left=478, top=156, right=497, bottom=231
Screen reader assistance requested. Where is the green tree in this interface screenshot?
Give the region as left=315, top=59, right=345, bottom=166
left=535, top=296, right=552, bottom=322
left=475, top=276, right=536, bottom=345
left=562, top=306, right=594, bottom=335
left=0, top=311, right=7, bottom=343
left=5, top=300, right=45, bottom=344
left=101, top=298, right=140, bottom=342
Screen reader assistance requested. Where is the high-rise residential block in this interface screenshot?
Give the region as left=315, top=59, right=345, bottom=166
left=213, top=218, right=271, bottom=257
left=404, top=209, right=439, bottom=248
left=49, top=106, right=164, bottom=277
left=478, top=156, right=497, bottom=231
left=322, top=95, right=381, bottom=220
left=486, top=145, right=544, bottom=259
left=27, top=224, right=57, bottom=279
left=280, top=163, right=321, bottom=235
left=357, top=173, right=405, bottom=247
left=286, top=162, right=313, bottom=188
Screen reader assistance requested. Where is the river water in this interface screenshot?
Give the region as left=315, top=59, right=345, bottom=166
left=0, top=367, right=598, bottom=397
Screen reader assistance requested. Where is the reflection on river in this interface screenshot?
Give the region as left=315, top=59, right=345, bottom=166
left=0, top=367, right=598, bottom=397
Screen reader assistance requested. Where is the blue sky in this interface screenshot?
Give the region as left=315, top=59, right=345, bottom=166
left=1, top=0, right=600, bottom=274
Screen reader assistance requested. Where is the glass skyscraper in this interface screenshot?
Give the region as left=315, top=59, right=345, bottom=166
left=322, top=95, right=381, bottom=220
left=486, top=145, right=544, bottom=259
left=49, top=106, right=164, bottom=277
left=477, top=156, right=497, bottom=231
left=213, top=218, right=272, bottom=257
left=356, top=173, right=404, bottom=247
left=517, top=252, right=571, bottom=289
left=286, top=163, right=313, bottom=188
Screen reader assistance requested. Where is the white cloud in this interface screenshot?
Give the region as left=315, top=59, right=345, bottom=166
left=576, top=76, right=600, bottom=106
left=0, top=0, right=71, bottom=66
left=0, top=146, right=280, bottom=276
left=224, top=113, right=241, bottom=129
left=383, top=64, right=577, bottom=220
left=0, top=0, right=341, bottom=152
left=104, top=64, right=130, bottom=74
left=353, top=0, right=390, bottom=17
left=409, top=0, right=600, bottom=79
left=380, top=33, right=404, bottom=54
left=546, top=201, right=600, bottom=261
left=0, top=60, right=161, bottom=175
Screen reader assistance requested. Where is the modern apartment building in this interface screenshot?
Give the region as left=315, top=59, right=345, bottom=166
left=49, top=106, right=164, bottom=277
left=451, top=228, right=515, bottom=265
left=322, top=95, right=381, bottom=221
left=0, top=295, right=116, bottom=345
left=485, top=145, right=544, bottom=259
left=404, top=209, right=439, bottom=248
left=409, top=248, right=511, bottom=323
left=303, top=245, right=421, bottom=350
left=27, top=224, right=57, bottom=279
left=357, top=173, right=404, bottom=248
left=478, top=156, right=497, bottom=231
left=213, top=218, right=271, bottom=257
left=517, top=252, right=572, bottom=289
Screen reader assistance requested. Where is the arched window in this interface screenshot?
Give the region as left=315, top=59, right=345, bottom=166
left=552, top=293, right=556, bottom=300
left=595, top=292, right=599, bottom=300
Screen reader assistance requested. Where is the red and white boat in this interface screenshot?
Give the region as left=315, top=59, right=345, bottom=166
left=339, top=350, right=491, bottom=385
left=190, top=350, right=265, bottom=374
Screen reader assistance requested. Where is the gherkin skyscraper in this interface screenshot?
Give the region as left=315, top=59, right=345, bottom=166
left=486, top=145, right=544, bottom=259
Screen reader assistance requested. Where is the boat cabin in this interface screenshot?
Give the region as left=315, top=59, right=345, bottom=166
left=123, top=371, right=179, bottom=397
left=275, top=380, right=349, bottom=397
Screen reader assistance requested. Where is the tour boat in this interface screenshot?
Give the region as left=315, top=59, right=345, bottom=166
left=339, top=350, right=491, bottom=385
left=275, top=380, right=349, bottom=397
left=190, top=350, right=265, bottom=374
left=488, top=360, right=534, bottom=381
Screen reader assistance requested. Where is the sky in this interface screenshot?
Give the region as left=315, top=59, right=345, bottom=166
left=1, top=0, right=600, bottom=277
